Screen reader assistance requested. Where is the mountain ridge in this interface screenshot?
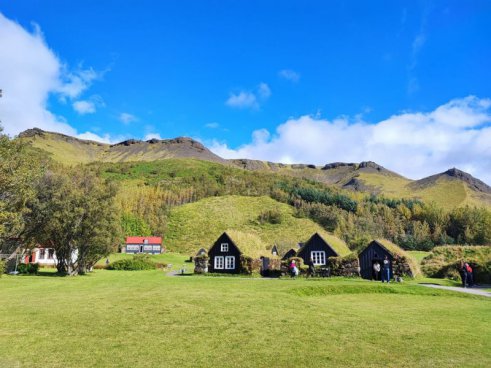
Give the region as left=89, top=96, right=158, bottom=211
left=17, top=128, right=491, bottom=208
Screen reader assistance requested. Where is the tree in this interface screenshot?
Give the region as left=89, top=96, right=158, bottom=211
left=24, top=166, right=119, bottom=275
left=0, top=126, right=46, bottom=251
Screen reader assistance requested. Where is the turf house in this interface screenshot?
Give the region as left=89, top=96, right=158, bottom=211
left=358, top=239, right=420, bottom=280
left=297, top=232, right=340, bottom=266
left=207, top=232, right=242, bottom=274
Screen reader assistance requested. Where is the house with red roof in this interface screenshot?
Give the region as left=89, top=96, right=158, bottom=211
left=123, top=236, right=163, bottom=254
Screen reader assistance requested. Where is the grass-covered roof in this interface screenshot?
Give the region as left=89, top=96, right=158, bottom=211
left=373, top=239, right=421, bottom=276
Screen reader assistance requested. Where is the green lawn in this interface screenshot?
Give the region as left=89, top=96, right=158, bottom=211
left=96, top=252, right=192, bottom=272
left=0, top=271, right=489, bottom=368
left=407, top=251, right=431, bottom=263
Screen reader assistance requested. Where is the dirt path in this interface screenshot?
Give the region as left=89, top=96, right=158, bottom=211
left=419, top=283, right=491, bottom=298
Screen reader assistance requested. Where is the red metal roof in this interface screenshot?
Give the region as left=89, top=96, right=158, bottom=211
left=125, top=236, right=162, bottom=245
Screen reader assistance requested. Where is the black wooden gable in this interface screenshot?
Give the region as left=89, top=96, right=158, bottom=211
left=271, top=245, right=279, bottom=256
left=207, top=232, right=242, bottom=274
left=282, top=248, right=297, bottom=260
left=297, top=233, right=339, bottom=261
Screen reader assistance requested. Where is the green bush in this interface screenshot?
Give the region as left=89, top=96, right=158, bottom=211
left=17, top=263, right=39, bottom=274
left=257, top=209, right=282, bottom=224
left=421, top=246, right=491, bottom=283
left=107, top=254, right=157, bottom=270
left=0, top=259, right=6, bottom=277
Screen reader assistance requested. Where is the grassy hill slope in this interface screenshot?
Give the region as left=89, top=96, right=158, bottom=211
left=165, top=195, right=350, bottom=257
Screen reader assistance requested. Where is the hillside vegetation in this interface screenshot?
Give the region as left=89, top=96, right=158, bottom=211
left=19, top=128, right=491, bottom=210
left=165, top=195, right=350, bottom=256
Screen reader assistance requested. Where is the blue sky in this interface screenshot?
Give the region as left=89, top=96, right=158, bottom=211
left=1, top=1, right=491, bottom=182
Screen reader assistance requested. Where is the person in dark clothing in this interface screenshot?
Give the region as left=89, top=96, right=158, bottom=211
left=382, top=255, right=390, bottom=283
left=306, top=257, right=315, bottom=278
left=460, top=261, right=468, bottom=288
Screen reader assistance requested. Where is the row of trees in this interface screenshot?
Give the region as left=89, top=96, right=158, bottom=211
left=1, top=127, right=119, bottom=275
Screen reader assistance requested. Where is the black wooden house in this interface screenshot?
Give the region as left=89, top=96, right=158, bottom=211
left=281, top=248, right=297, bottom=261
left=358, top=240, right=393, bottom=280
left=207, top=232, right=242, bottom=274
left=271, top=245, right=279, bottom=256
left=297, top=233, right=339, bottom=266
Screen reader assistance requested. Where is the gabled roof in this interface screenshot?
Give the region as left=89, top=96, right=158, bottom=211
left=208, top=232, right=242, bottom=255
left=298, top=232, right=346, bottom=257
left=126, top=236, right=162, bottom=244
left=282, top=248, right=297, bottom=260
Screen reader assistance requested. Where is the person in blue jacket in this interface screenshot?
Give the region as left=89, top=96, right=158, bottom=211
left=382, top=255, right=391, bottom=283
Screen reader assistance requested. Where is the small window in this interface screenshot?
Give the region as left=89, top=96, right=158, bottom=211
left=48, top=249, right=55, bottom=259
left=220, top=243, right=229, bottom=252
left=225, top=256, right=235, bottom=269
left=214, top=256, right=224, bottom=269
left=39, top=249, right=46, bottom=260
left=311, top=251, right=326, bottom=266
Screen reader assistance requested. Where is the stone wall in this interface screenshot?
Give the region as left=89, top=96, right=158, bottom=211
left=193, top=255, right=209, bottom=274
left=328, top=254, right=360, bottom=277
left=392, top=255, right=414, bottom=277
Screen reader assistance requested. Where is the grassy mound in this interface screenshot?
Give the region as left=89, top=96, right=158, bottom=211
left=165, top=195, right=350, bottom=256
left=421, top=245, right=491, bottom=282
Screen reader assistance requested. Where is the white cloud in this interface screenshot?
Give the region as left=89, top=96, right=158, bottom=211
left=56, top=66, right=101, bottom=100
left=278, top=69, right=300, bottom=82
left=119, top=112, right=138, bottom=124
left=211, top=96, right=491, bottom=185
left=226, top=91, right=258, bottom=109
left=76, top=131, right=112, bottom=144
left=73, top=100, right=95, bottom=114
left=205, top=122, right=219, bottom=129
left=72, top=95, right=104, bottom=115
left=258, top=83, right=271, bottom=99
left=144, top=133, right=162, bottom=140
left=225, top=82, right=271, bottom=110
left=0, top=12, right=108, bottom=139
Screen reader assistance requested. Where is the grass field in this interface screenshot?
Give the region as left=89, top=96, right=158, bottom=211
left=0, top=271, right=489, bottom=368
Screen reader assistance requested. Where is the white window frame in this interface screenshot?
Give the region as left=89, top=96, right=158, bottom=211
left=220, top=243, right=229, bottom=252
left=225, top=256, right=235, bottom=270
left=311, top=251, right=326, bottom=266
left=214, top=256, right=224, bottom=269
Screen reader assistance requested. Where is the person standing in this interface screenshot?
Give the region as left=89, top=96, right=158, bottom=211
left=307, top=257, right=315, bottom=278
left=373, top=261, right=381, bottom=281
left=382, top=256, right=390, bottom=283
left=465, top=262, right=473, bottom=287
left=460, top=261, right=468, bottom=288
left=289, top=259, right=297, bottom=278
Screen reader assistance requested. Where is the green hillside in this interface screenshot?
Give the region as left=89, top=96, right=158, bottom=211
left=165, top=195, right=350, bottom=257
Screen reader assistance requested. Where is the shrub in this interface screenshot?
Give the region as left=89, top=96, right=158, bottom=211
left=421, top=246, right=491, bottom=283
left=0, top=259, right=5, bottom=277
left=257, top=209, right=282, bottom=224
left=17, top=263, right=39, bottom=274
left=107, top=254, right=156, bottom=270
